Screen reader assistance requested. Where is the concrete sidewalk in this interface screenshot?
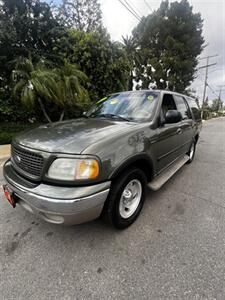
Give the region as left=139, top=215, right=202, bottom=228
left=0, top=144, right=11, bottom=160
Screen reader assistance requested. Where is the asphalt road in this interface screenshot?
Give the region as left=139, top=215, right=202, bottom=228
left=1, top=118, right=225, bottom=300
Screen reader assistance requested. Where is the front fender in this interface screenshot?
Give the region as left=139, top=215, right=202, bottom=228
left=109, top=153, right=155, bottom=181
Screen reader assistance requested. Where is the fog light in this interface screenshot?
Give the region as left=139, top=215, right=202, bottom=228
left=39, top=212, right=64, bottom=224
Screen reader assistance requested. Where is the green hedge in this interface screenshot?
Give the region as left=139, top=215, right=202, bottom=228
left=0, top=123, right=39, bottom=145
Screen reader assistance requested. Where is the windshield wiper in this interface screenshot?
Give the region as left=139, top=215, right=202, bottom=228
left=96, top=113, right=130, bottom=122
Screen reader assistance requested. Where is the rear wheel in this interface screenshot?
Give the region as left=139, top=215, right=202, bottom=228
left=101, top=168, right=147, bottom=229
left=186, top=141, right=196, bottom=164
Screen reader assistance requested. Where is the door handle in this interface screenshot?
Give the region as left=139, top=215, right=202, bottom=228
left=176, top=128, right=182, bottom=135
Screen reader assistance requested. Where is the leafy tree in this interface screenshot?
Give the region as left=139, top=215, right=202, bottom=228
left=0, top=0, right=66, bottom=82
left=0, top=0, right=68, bottom=122
left=201, top=96, right=210, bottom=119
left=67, top=28, right=130, bottom=101
left=210, top=98, right=223, bottom=112
left=55, top=0, right=102, bottom=31
left=132, top=0, right=204, bottom=92
left=0, top=0, right=130, bottom=123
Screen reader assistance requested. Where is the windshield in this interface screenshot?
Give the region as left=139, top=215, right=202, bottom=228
left=86, top=91, right=159, bottom=122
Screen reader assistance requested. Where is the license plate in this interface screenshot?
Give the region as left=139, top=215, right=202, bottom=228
left=2, top=185, right=17, bottom=208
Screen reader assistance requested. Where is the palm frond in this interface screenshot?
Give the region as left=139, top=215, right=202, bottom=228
left=13, top=79, right=27, bottom=98
left=52, top=60, right=89, bottom=107
left=12, top=56, right=90, bottom=113
left=15, top=57, right=34, bottom=74
left=21, top=86, right=35, bottom=107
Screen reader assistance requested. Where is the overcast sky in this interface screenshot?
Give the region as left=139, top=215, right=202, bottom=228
left=100, top=0, right=225, bottom=102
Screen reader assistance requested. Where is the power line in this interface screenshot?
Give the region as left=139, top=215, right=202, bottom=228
left=208, top=67, right=224, bottom=75
left=123, top=0, right=142, bottom=20
left=194, top=77, right=219, bottom=96
left=207, top=83, right=220, bottom=99
left=124, top=0, right=143, bottom=19
left=194, top=76, right=221, bottom=102
left=118, top=0, right=141, bottom=21
left=192, top=82, right=205, bottom=89
left=144, top=0, right=153, bottom=13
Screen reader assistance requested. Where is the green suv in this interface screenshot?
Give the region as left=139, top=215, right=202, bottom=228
left=3, top=90, right=201, bottom=229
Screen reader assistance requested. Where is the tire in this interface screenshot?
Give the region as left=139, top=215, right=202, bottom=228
left=186, top=140, right=196, bottom=164
left=101, top=168, right=147, bottom=229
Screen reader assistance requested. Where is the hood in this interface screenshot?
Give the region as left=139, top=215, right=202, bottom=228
left=14, top=118, right=136, bottom=154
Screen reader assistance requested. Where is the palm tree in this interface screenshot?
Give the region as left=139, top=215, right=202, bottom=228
left=12, top=57, right=58, bottom=123
left=12, top=58, right=89, bottom=122
left=54, top=60, right=89, bottom=121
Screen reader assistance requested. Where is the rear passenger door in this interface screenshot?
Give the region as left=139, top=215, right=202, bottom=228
left=173, top=95, right=194, bottom=156
left=154, top=93, right=182, bottom=174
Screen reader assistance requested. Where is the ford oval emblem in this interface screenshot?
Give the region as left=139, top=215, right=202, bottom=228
left=15, top=155, right=21, bottom=163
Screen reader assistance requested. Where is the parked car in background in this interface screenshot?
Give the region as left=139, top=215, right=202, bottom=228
left=3, top=90, right=201, bottom=229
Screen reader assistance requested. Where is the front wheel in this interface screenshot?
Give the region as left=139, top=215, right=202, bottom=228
left=101, top=168, right=147, bottom=229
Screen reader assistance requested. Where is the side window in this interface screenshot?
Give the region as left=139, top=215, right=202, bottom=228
left=161, top=94, right=177, bottom=120
left=183, top=98, right=193, bottom=119
left=174, top=95, right=191, bottom=120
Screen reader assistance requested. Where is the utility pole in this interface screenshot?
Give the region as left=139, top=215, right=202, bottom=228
left=216, top=85, right=225, bottom=112
left=198, top=54, right=218, bottom=118
left=217, top=85, right=225, bottom=100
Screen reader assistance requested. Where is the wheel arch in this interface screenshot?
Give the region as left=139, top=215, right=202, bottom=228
left=109, top=153, right=154, bottom=183
left=195, top=133, right=200, bottom=143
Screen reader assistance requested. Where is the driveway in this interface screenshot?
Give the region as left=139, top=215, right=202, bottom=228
left=0, top=118, right=225, bottom=299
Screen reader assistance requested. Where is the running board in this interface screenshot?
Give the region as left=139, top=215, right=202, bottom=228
left=148, top=155, right=189, bottom=191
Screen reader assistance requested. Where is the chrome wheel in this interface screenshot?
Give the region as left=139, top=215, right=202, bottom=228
left=189, top=143, right=195, bottom=160
left=119, top=179, right=142, bottom=219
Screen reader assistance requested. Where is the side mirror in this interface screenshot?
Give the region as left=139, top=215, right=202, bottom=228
left=165, top=110, right=182, bottom=124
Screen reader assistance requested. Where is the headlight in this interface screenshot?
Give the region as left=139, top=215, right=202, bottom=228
left=48, top=158, right=99, bottom=181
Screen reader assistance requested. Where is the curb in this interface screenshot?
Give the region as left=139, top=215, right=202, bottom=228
left=0, top=144, right=11, bottom=160
left=0, top=159, right=6, bottom=167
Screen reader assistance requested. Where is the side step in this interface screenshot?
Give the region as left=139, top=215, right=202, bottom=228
left=148, top=155, right=189, bottom=191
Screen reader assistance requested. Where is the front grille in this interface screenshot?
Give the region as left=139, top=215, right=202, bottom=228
left=11, top=144, right=44, bottom=178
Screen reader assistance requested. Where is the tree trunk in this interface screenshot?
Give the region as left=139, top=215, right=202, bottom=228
left=37, top=98, right=52, bottom=123
left=128, top=71, right=133, bottom=91
left=59, top=109, right=65, bottom=122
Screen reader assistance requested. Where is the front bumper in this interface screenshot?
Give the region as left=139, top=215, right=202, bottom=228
left=3, top=160, right=111, bottom=225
